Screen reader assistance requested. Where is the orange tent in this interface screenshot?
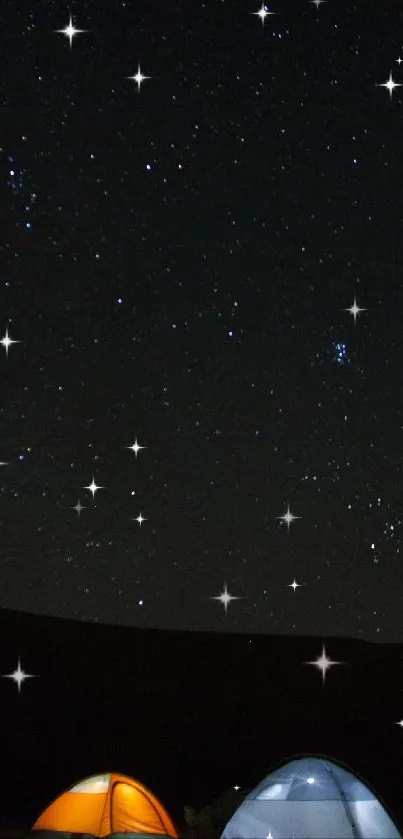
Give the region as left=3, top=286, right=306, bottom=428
left=29, top=773, right=178, bottom=839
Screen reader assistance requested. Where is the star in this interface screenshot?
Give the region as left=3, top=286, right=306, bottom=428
left=127, top=438, right=146, bottom=457
left=288, top=579, right=301, bottom=592
left=211, top=582, right=241, bottom=614
left=377, top=72, right=402, bottom=98
left=252, top=4, right=276, bottom=26
left=396, top=58, right=403, bottom=65
left=55, top=15, right=87, bottom=49
left=304, top=644, right=343, bottom=685
left=1, top=328, right=20, bottom=357
left=344, top=297, right=367, bottom=324
left=2, top=658, right=36, bottom=694
left=276, top=505, right=301, bottom=530
left=134, top=512, right=147, bottom=525
left=127, top=65, right=151, bottom=92
left=395, top=720, right=403, bottom=727
left=310, top=0, right=325, bottom=13
left=72, top=498, right=85, bottom=516
left=83, top=477, right=103, bottom=498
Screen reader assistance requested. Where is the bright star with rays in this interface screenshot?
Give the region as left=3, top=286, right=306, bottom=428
left=127, top=65, right=151, bottom=92
left=344, top=297, right=366, bottom=324
left=127, top=438, right=146, bottom=457
left=276, top=505, right=301, bottom=530
left=252, top=4, right=276, bottom=26
left=304, top=644, right=343, bottom=684
left=2, top=658, right=36, bottom=694
left=377, top=72, right=402, bottom=98
left=289, top=579, right=301, bottom=592
left=72, top=498, right=85, bottom=516
left=55, top=15, right=87, bottom=49
left=1, top=328, right=20, bottom=357
left=310, top=0, right=326, bottom=11
left=211, top=582, right=241, bottom=614
left=134, top=512, right=147, bottom=526
left=83, top=477, right=104, bottom=498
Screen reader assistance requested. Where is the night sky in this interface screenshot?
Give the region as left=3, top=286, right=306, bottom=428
left=2, top=0, right=403, bottom=641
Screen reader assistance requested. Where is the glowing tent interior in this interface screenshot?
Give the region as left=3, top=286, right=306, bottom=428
left=220, top=754, right=402, bottom=839
left=28, top=773, right=178, bottom=839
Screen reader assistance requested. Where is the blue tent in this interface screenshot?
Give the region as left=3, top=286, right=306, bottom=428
left=221, top=755, right=401, bottom=839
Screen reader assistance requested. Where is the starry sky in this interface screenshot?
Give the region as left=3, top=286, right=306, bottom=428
left=2, top=0, right=403, bottom=642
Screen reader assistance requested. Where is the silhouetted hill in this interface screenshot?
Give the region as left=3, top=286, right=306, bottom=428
left=0, top=608, right=402, bottom=833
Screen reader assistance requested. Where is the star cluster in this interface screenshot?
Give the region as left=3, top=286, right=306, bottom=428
left=1, top=0, right=403, bottom=641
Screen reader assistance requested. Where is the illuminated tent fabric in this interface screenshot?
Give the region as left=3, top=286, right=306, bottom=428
left=30, top=773, right=178, bottom=839
left=221, top=755, right=402, bottom=839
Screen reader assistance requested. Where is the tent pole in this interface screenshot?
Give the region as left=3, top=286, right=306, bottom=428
left=324, top=764, right=359, bottom=839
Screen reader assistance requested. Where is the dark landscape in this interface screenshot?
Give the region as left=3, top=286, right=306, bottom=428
left=0, top=608, right=402, bottom=838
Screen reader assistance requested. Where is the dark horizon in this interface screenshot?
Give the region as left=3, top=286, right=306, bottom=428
left=0, top=607, right=402, bottom=834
